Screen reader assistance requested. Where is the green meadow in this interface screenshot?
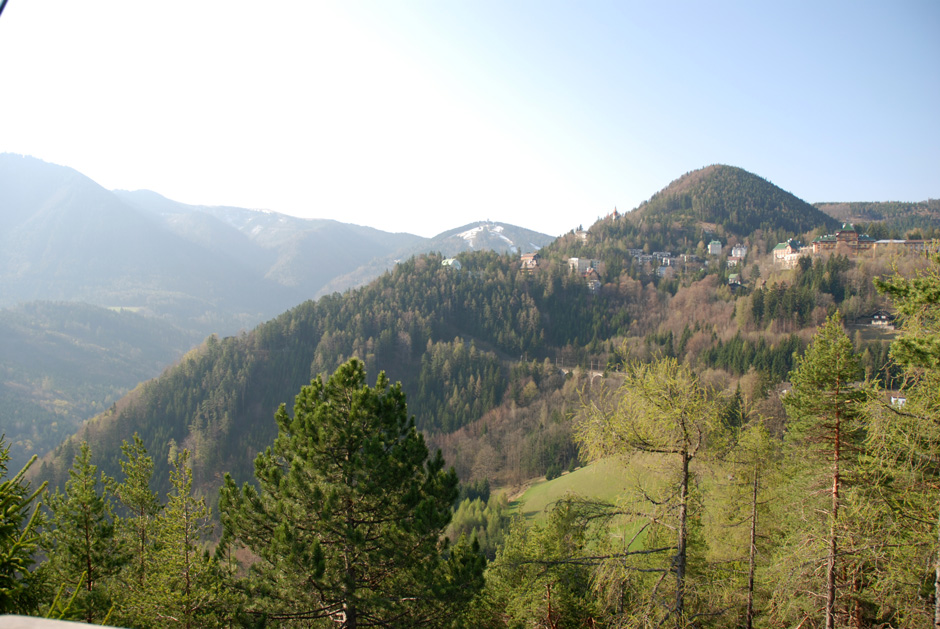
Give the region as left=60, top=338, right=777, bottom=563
left=511, top=458, right=634, bottom=520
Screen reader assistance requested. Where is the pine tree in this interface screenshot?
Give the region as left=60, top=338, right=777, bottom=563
left=0, top=438, right=46, bottom=614
left=480, top=500, right=604, bottom=627
left=41, top=441, right=126, bottom=624
left=219, top=358, right=475, bottom=627
left=778, top=312, right=866, bottom=629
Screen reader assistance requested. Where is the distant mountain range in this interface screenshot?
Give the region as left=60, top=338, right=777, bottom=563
left=0, top=154, right=555, bottom=336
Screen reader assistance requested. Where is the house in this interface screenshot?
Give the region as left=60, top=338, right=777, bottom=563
left=568, top=257, right=588, bottom=274
left=441, top=258, right=462, bottom=271
left=728, top=273, right=742, bottom=286
left=568, top=257, right=603, bottom=274
left=812, top=223, right=876, bottom=254
left=773, top=239, right=804, bottom=268
left=520, top=252, right=540, bottom=271
left=865, top=310, right=896, bottom=329
left=726, top=256, right=744, bottom=268
left=731, top=244, right=748, bottom=259
left=707, top=240, right=722, bottom=256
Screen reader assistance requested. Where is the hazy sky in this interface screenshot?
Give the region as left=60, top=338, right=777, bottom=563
left=2, top=1, right=938, bottom=238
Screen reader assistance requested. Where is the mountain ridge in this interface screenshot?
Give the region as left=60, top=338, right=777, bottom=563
left=1, top=154, right=554, bottom=334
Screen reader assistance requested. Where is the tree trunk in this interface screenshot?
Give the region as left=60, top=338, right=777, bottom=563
left=676, top=451, right=690, bottom=628
left=746, top=465, right=759, bottom=629
left=826, top=412, right=841, bottom=629
left=934, top=502, right=940, bottom=629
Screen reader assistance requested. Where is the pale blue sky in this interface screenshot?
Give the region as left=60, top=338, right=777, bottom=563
left=1, top=1, right=937, bottom=237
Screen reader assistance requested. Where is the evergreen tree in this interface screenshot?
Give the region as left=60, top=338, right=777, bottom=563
left=41, top=441, right=125, bottom=624
left=480, top=500, right=604, bottom=628
left=112, top=434, right=161, bottom=592
left=219, top=358, right=477, bottom=627
left=776, top=313, right=866, bottom=629
left=142, top=449, right=228, bottom=628
left=863, top=252, right=940, bottom=624
left=0, top=438, right=46, bottom=614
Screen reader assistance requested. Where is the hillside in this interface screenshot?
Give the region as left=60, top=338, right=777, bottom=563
left=815, top=199, right=940, bottom=239
left=626, top=164, right=839, bottom=243
left=0, top=302, right=198, bottom=471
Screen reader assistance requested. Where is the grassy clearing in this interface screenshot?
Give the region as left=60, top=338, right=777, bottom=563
left=846, top=322, right=897, bottom=343
left=511, top=458, right=633, bottom=520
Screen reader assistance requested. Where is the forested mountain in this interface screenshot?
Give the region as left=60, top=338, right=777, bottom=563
left=36, top=161, right=926, bottom=499
left=625, top=164, right=839, bottom=247
left=315, top=221, right=555, bottom=296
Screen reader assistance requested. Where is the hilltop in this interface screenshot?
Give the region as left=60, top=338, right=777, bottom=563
left=628, top=164, right=839, bottom=240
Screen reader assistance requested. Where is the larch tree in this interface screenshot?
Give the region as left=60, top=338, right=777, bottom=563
left=219, top=358, right=478, bottom=628
left=778, top=312, right=866, bottom=629
left=577, top=357, right=721, bottom=628
left=704, top=417, right=782, bottom=629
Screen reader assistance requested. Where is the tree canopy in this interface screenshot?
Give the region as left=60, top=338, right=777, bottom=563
left=219, top=358, right=477, bottom=627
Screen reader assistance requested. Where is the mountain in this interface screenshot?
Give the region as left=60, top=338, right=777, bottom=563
left=0, top=154, right=301, bottom=334
left=0, top=154, right=555, bottom=336
left=628, top=164, right=840, bottom=240
left=113, top=190, right=427, bottom=299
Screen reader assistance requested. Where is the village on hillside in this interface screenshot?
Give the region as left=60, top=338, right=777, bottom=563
left=507, top=221, right=938, bottom=300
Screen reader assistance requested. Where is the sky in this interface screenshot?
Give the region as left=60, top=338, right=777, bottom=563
left=1, top=1, right=938, bottom=238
